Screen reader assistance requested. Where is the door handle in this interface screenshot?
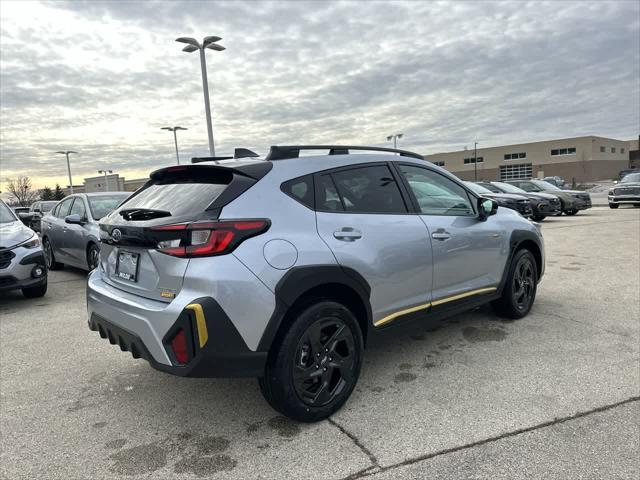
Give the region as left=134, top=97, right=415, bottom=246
left=431, top=231, right=451, bottom=241
left=333, top=227, right=362, bottom=241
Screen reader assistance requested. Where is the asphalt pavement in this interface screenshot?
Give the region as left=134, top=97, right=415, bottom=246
left=1, top=207, right=638, bottom=479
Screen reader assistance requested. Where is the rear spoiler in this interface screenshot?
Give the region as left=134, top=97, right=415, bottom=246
left=149, top=162, right=272, bottom=181
left=191, top=148, right=259, bottom=163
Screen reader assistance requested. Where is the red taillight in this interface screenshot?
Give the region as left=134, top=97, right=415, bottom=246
left=153, top=219, right=269, bottom=258
left=170, top=329, right=189, bottom=364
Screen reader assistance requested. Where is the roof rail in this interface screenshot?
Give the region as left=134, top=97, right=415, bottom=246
left=191, top=148, right=260, bottom=163
left=265, top=145, right=424, bottom=161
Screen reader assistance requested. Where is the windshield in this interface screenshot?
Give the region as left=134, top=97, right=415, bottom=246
left=89, top=194, right=129, bottom=220
left=533, top=180, right=560, bottom=191
left=621, top=172, right=640, bottom=183
left=1, top=201, right=18, bottom=223
left=464, top=182, right=492, bottom=194
left=41, top=201, right=58, bottom=212
left=493, top=182, right=526, bottom=194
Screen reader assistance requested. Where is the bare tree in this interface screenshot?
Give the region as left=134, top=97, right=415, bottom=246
left=5, top=176, right=40, bottom=206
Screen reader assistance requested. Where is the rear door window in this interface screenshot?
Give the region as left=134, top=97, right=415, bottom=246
left=316, top=174, right=344, bottom=211
left=329, top=165, right=407, bottom=214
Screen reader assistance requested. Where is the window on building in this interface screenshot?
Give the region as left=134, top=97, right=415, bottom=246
left=432, top=161, right=445, bottom=167
left=621, top=148, right=625, bottom=154
left=499, top=163, right=533, bottom=181
left=551, top=148, right=576, bottom=156
left=463, top=156, right=484, bottom=164
left=600, top=146, right=605, bottom=152
left=611, top=147, right=616, bottom=153
left=504, top=152, right=526, bottom=160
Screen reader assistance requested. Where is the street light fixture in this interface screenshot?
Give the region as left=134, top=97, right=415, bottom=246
left=98, top=169, right=113, bottom=192
left=176, top=35, right=225, bottom=156
left=386, top=133, right=404, bottom=150
left=161, top=126, right=188, bottom=164
left=55, top=151, right=77, bottom=194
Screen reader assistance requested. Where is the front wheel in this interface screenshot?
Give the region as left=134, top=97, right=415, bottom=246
left=609, top=203, right=619, bottom=209
left=259, top=300, right=363, bottom=422
left=43, top=237, right=63, bottom=270
left=564, top=209, right=578, bottom=216
left=531, top=214, right=546, bottom=222
left=491, top=249, right=538, bottom=319
left=87, top=243, right=100, bottom=271
left=22, top=280, right=47, bottom=298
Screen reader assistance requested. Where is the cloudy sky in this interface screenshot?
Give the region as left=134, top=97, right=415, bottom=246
left=1, top=0, right=638, bottom=191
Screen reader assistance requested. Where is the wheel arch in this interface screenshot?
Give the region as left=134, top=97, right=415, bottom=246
left=257, top=266, right=372, bottom=352
left=506, top=230, right=544, bottom=283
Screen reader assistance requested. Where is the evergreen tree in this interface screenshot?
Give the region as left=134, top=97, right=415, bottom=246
left=41, top=186, right=54, bottom=200
left=53, top=184, right=65, bottom=200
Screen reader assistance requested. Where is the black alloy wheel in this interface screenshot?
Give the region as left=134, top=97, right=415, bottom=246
left=292, top=317, right=356, bottom=407
left=491, top=249, right=538, bottom=319
left=512, top=255, right=535, bottom=314
left=259, top=300, right=363, bottom=422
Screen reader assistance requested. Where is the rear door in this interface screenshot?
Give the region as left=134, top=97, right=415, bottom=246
left=45, top=197, right=74, bottom=261
left=314, top=163, right=433, bottom=327
left=395, top=164, right=507, bottom=301
left=64, top=197, right=91, bottom=267
left=98, top=167, right=236, bottom=303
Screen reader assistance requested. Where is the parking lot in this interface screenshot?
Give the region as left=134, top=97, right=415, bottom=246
left=1, top=207, right=638, bottom=479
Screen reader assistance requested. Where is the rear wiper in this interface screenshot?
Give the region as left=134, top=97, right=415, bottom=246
left=119, top=208, right=171, bottom=221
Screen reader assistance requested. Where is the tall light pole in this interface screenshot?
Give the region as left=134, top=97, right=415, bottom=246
left=161, top=126, right=188, bottom=164
left=98, top=169, right=113, bottom=192
left=55, top=151, right=77, bottom=194
left=387, top=133, right=404, bottom=151
left=474, top=141, right=478, bottom=181
left=176, top=36, right=225, bottom=156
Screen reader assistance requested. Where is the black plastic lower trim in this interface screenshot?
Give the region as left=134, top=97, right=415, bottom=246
left=19, top=251, right=46, bottom=266
left=88, top=297, right=267, bottom=378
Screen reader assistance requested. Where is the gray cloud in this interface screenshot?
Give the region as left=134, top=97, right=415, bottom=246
left=1, top=0, right=638, bottom=187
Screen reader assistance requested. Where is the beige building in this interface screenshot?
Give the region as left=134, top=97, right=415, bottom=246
left=425, top=136, right=631, bottom=183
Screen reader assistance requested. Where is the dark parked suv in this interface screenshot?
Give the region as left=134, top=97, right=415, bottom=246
left=476, top=181, right=561, bottom=221
left=506, top=179, right=591, bottom=215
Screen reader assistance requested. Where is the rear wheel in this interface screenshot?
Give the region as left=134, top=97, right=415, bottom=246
left=87, top=243, right=100, bottom=271
left=492, top=249, right=538, bottom=319
left=609, top=203, right=619, bottom=209
left=531, top=214, right=546, bottom=222
left=564, top=209, right=578, bottom=215
left=43, top=237, right=63, bottom=270
left=259, top=300, right=363, bottom=422
left=22, top=280, right=47, bottom=298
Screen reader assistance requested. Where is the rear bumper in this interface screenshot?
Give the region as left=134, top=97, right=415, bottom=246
left=86, top=268, right=268, bottom=377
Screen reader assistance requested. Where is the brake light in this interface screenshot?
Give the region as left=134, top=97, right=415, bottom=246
left=152, top=219, right=269, bottom=258
left=170, top=329, right=189, bottom=364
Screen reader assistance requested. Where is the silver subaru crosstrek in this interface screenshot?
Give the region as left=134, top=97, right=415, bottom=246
left=0, top=199, right=48, bottom=298
left=87, top=145, right=544, bottom=422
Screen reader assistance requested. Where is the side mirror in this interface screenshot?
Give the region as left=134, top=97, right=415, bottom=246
left=65, top=214, right=84, bottom=225
left=478, top=197, right=498, bottom=220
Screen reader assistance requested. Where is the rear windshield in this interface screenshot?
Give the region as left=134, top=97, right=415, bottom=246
left=117, top=179, right=230, bottom=217
left=89, top=195, right=130, bottom=220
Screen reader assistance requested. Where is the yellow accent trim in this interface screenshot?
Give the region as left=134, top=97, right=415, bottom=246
left=431, top=287, right=497, bottom=307
left=374, top=302, right=431, bottom=327
left=186, top=304, right=208, bottom=348
left=373, top=287, right=497, bottom=328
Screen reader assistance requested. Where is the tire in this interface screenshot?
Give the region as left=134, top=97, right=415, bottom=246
left=87, top=243, right=100, bottom=271
left=633, top=204, right=640, bottom=208
left=609, top=204, right=619, bottom=209
left=43, top=237, right=63, bottom=270
left=564, top=209, right=578, bottom=216
left=259, top=300, right=364, bottom=422
left=531, top=215, right=546, bottom=222
left=22, top=280, right=47, bottom=298
left=491, top=249, right=538, bottom=319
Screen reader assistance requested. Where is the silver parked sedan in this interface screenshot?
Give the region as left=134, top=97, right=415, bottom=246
left=41, top=192, right=130, bottom=271
left=0, top=199, right=48, bottom=297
